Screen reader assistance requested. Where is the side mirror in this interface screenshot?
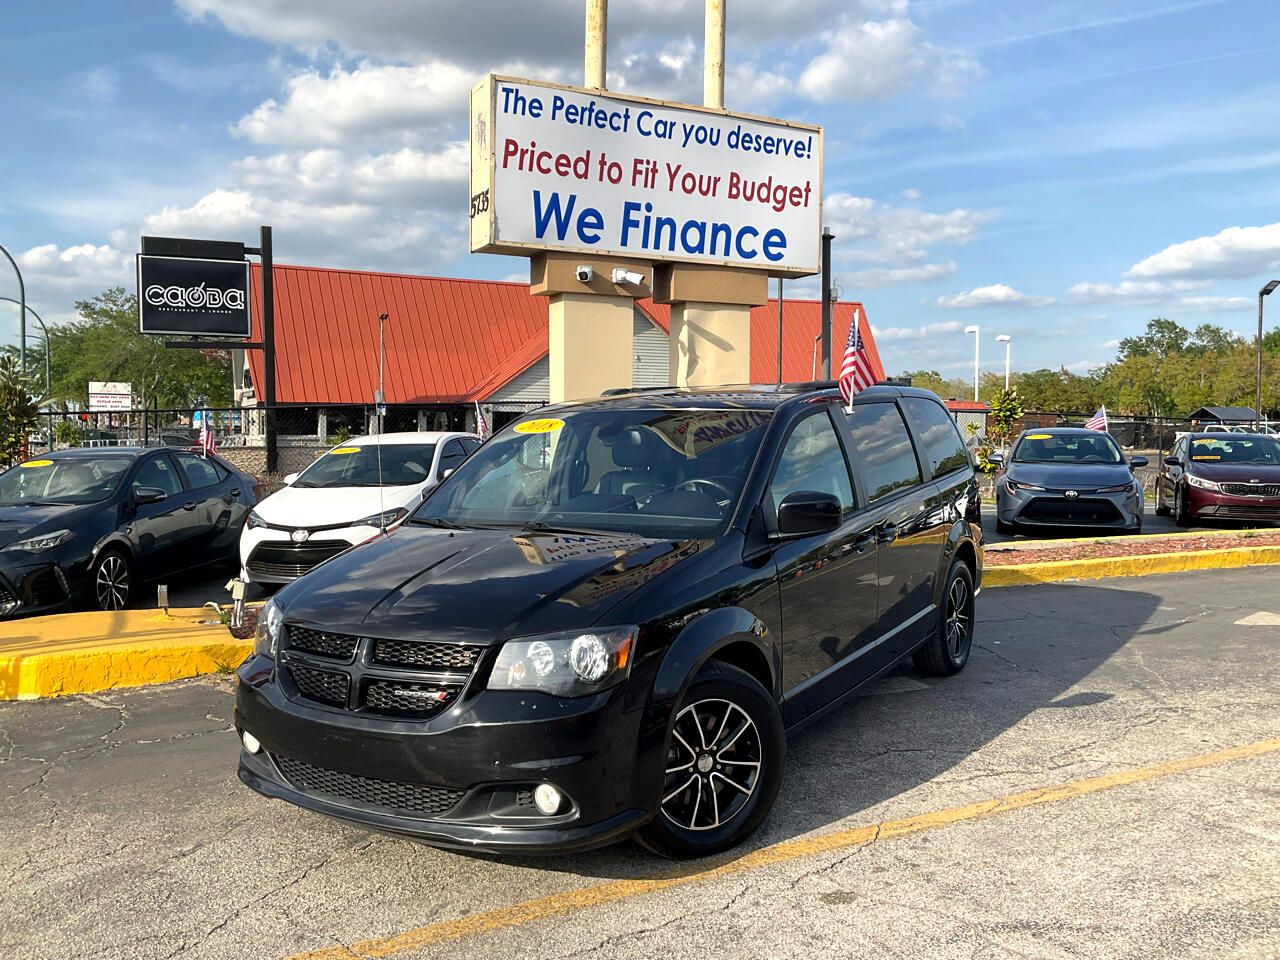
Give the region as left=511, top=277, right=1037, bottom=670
left=282, top=472, right=300, bottom=485
left=1163, top=456, right=1180, bottom=467
left=1129, top=456, right=1148, bottom=468
left=988, top=451, right=1004, bottom=466
left=133, top=486, right=167, bottom=505
left=774, top=491, right=842, bottom=538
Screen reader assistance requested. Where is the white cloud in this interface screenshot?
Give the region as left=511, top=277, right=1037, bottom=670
left=1174, top=295, right=1253, bottom=312
left=1125, top=222, right=1280, bottom=281
left=77, top=67, right=119, bottom=104
left=936, top=283, right=1053, bottom=309
left=844, top=261, right=958, bottom=288
left=17, top=243, right=131, bottom=290
left=232, top=143, right=467, bottom=207
left=825, top=193, right=995, bottom=267
left=872, top=319, right=965, bottom=340
left=797, top=17, right=981, bottom=101
left=1066, top=279, right=1208, bottom=303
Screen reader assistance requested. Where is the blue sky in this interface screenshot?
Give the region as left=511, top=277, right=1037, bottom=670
left=3, top=0, right=1280, bottom=382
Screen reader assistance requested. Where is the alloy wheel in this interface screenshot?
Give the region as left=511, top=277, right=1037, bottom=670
left=945, top=576, right=971, bottom=659
left=95, top=554, right=130, bottom=611
left=661, top=698, right=762, bottom=832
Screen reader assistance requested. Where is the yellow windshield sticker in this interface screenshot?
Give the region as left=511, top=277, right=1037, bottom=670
left=1025, top=433, right=1052, bottom=440
left=1192, top=438, right=1217, bottom=446
left=1191, top=455, right=1221, bottom=460
left=18, top=459, right=53, bottom=468
left=329, top=446, right=360, bottom=455
left=514, top=418, right=564, bottom=434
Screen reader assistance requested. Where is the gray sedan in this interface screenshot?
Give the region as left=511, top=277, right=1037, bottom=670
left=993, top=428, right=1147, bottom=535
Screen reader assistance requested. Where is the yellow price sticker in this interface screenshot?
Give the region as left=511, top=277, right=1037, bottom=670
left=329, top=446, right=361, bottom=455
left=1025, top=433, right=1053, bottom=440
left=1191, top=455, right=1221, bottom=460
left=513, top=418, right=565, bottom=434
left=1192, top=438, right=1217, bottom=446
left=18, top=459, right=53, bottom=468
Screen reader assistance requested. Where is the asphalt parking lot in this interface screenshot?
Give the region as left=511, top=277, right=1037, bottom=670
left=3, top=566, right=1279, bottom=959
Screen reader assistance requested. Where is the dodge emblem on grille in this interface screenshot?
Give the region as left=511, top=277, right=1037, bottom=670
left=291, top=529, right=310, bottom=543
left=1064, top=490, right=1079, bottom=499
left=394, top=688, right=448, bottom=701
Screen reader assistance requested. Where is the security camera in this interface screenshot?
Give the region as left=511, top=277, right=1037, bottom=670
left=611, top=268, right=645, bottom=286
left=575, top=265, right=594, bottom=283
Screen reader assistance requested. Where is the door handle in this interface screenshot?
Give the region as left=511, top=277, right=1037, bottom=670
left=230, top=488, right=241, bottom=497
left=877, top=523, right=898, bottom=544
left=182, top=501, right=197, bottom=511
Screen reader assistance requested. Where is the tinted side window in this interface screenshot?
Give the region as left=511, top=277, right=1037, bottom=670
left=846, top=403, right=922, bottom=502
left=438, top=440, right=468, bottom=475
left=132, top=456, right=183, bottom=496
left=460, top=438, right=482, bottom=454
left=903, top=397, right=971, bottom=478
left=769, top=412, right=855, bottom=515
left=174, top=452, right=222, bottom=490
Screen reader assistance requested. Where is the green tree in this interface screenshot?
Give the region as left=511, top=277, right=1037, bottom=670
left=0, top=355, right=44, bottom=466
left=47, top=288, right=232, bottom=410
left=896, top=369, right=970, bottom=400
left=1117, top=317, right=1189, bottom=360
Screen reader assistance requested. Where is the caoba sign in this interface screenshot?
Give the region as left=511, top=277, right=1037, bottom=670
left=136, top=254, right=252, bottom=337
left=470, top=76, right=823, bottom=275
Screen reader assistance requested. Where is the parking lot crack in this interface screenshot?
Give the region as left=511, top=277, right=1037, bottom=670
left=788, top=823, right=880, bottom=890
left=974, top=643, right=1066, bottom=684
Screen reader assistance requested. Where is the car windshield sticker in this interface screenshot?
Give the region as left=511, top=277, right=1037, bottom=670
left=1025, top=433, right=1052, bottom=440
left=329, top=446, right=360, bottom=455
left=1191, top=454, right=1221, bottom=460
left=18, top=459, right=53, bottom=468
left=514, top=418, right=564, bottom=434
left=1192, top=439, right=1217, bottom=446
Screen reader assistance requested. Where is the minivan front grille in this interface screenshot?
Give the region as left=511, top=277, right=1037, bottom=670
left=272, top=754, right=464, bottom=817
left=280, top=627, right=480, bottom=719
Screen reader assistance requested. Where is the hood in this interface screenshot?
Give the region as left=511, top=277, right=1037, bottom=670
left=275, top=525, right=705, bottom=643
left=0, top=502, right=82, bottom=549
left=1005, top=460, right=1134, bottom=490
left=1187, top=460, right=1280, bottom=482
left=256, top=484, right=425, bottom=528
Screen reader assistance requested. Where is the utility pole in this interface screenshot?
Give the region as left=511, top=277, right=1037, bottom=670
left=820, top=227, right=833, bottom=379
left=775, top=277, right=784, bottom=385
left=260, top=226, right=277, bottom=473
left=1258, top=280, right=1278, bottom=429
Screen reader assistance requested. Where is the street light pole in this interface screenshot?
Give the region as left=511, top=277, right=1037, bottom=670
left=996, top=334, right=1011, bottom=390
left=1259, top=280, right=1278, bottom=430
left=0, top=297, right=50, bottom=395
left=964, top=325, right=980, bottom=401
left=0, top=242, right=25, bottom=374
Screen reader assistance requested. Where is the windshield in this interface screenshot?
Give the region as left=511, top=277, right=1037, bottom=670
left=1012, top=433, right=1124, bottom=465
left=413, top=407, right=773, bottom=538
left=294, top=443, right=437, bottom=488
left=1189, top=436, right=1280, bottom=464
left=0, top=457, right=130, bottom=505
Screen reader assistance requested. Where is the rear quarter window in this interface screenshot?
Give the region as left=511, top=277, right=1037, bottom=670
left=845, top=402, right=923, bottom=502
left=903, top=397, right=971, bottom=479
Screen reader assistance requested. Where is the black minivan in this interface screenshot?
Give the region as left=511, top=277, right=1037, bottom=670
left=236, top=384, right=983, bottom=857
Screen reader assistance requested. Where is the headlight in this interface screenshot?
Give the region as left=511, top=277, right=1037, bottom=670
left=352, top=507, right=409, bottom=529
left=254, top=599, right=284, bottom=659
left=1187, top=474, right=1220, bottom=491
left=1005, top=479, right=1045, bottom=493
left=488, top=626, right=637, bottom=697
left=1097, top=481, right=1138, bottom=494
left=2, top=529, right=73, bottom=553
left=246, top=510, right=271, bottom=530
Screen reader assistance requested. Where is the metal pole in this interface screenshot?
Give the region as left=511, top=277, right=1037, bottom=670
left=775, top=278, right=784, bottom=385
left=261, top=225, right=277, bottom=474
left=974, top=333, right=980, bottom=402
left=820, top=227, right=833, bottom=379
left=585, top=0, right=607, bottom=89
left=1258, top=291, right=1265, bottom=430
left=704, top=0, right=725, bottom=109
left=0, top=297, right=49, bottom=395
left=1004, top=340, right=1011, bottom=389
left=0, top=243, right=25, bottom=374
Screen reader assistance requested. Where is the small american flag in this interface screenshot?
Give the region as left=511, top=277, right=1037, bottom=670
left=839, top=307, right=875, bottom=406
left=474, top=402, right=489, bottom=441
left=1084, top=406, right=1108, bottom=431
left=197, top=416, right=216, bottom=457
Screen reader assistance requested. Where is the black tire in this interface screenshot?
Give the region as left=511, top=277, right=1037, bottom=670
left=1154, top=482, right=1171, bottom=516
left=91, top=548, right=133, bottom=611
left=1173, top=487, right=1191, bottom=527
left=636, top=661, right=784, bottom=859
left=913, top=560, right=975, bottom=677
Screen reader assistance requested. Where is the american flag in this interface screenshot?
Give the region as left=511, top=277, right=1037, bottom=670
left=474, top=402, right=489, bottom=441
left=1084, top=406, right=1108, bottom=431
left=197, top=415, right=216, bottom=457
left=839, top=308, right=875, bottom=406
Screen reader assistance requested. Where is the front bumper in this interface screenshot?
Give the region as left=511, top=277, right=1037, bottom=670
left=998, top=485, right=1142, bottom=530
left=0, top=554, right=86, bottom=619
left=240, top=526, right=374, bottom=583
left=1185, top=487, right=1280, bottom=522
left=234, top=654, right=656, bottom=854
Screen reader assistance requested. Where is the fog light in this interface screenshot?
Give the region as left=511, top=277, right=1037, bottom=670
left=533, top=783, right=562, bottom=815
left=241, top=730, right=261, bottom=754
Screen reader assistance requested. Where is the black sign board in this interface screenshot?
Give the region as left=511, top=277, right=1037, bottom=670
left=137, top=254, right=252, bottom=337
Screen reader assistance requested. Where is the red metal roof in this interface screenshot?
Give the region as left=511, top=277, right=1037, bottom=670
left=945, top=400, right=990, bottom=412
left=246, top=264, right=884, bottom=403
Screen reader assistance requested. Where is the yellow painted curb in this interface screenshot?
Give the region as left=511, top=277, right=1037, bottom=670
left=0, top=607, right=251, bottom=701
left=985, top=544, right=1280, bottom=587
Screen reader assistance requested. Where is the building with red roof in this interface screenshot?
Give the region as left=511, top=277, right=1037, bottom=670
left=239, top=264, right=884, bottom=435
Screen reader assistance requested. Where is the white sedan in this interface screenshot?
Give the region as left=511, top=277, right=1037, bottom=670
left=240, top=431, right=481, bottom=584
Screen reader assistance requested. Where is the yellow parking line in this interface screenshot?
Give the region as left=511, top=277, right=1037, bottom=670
left=287, top=735, right=1280, bottom=959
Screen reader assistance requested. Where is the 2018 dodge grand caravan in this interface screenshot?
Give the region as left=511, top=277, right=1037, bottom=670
left=235, top=383, right=983, bottom=858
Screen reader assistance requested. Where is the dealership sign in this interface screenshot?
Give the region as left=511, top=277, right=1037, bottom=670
left=470, top=76, right=823, bottom=275
left=136, top=254, right=252, bottom=337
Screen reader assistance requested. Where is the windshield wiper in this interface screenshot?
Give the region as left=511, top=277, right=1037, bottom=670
left=520, top=520, right=616, bottom=536
left=410, top=516, right=467, bottom=530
